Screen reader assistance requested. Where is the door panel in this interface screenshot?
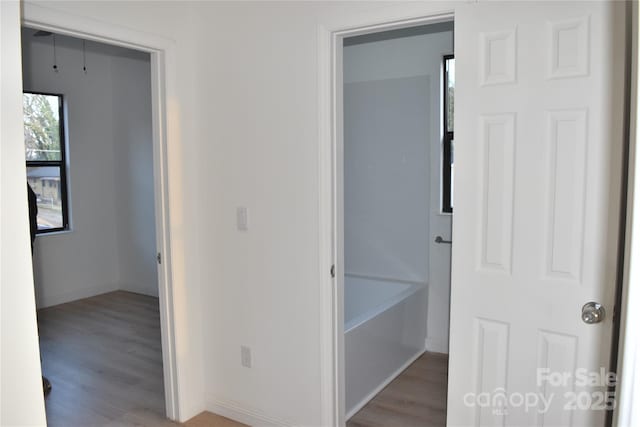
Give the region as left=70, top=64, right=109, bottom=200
left=448, top=2, right=626, bottom=426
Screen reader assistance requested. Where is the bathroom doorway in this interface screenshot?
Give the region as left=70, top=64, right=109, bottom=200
left=341, top=21, right=454, bottom=425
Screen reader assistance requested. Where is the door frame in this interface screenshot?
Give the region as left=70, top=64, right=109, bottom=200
left=318, top=4, right=637, bottom=427
left=21, top=3, right=181, bottom=420
left=317, top=10, right=454, bottom=426
left=613, top=2, right=640, bottom=426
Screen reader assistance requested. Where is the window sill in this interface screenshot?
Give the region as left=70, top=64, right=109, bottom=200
left=37, top=228, right=72, bottom=237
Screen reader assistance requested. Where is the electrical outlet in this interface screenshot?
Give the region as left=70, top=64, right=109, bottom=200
left=240, top=345, right=252, bottom=368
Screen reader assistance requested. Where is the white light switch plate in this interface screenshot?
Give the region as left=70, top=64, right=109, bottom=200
left=241, top=345, right=252, bottom=368
left=237, top=207, right=248, bottom=231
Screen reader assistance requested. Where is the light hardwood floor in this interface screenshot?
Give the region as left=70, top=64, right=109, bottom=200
left=39, top=291, right=445, bottom=427
left=188, top=352, right=448, bottom=427
left=39, top=290, right=245, bottom=427
left=185, top=412, right=246, bottom=427
left=38, top=291, right=173, bottom=427
left=189, top=352, right=449, bottom=427
left=347, top=352, right=449, bottom=427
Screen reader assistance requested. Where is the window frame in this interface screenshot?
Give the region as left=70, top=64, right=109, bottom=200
left=24, top=91, right=70, bottom=234
left=442, top=54, right=454, bottom=214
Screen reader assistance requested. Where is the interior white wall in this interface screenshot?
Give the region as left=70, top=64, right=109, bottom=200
left=192, top=4, right=457, bottom=424
left=111, top=52, right=158, bottom=297
left=0, top=2, right=48, bottom=425
left=21, top=30, right=158, bottom=307
left=343, top=41, right=431, bottom=284
left=10, top=2, right=459, bottom=425
left=191, top=6, right=329, bottom=423
left=343, top=28, right=454, bottom=353
left=343, top=75, right=431, bottom=282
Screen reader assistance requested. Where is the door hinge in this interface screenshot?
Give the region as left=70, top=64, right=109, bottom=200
left=157, top=253, right=162, bottom=264
left=330, top=264, right=335, bottom=278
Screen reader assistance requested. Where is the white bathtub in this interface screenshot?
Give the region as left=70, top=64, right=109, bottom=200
left=344, top=275, right=427, bottom=418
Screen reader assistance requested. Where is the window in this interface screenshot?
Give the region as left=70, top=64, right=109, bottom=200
left=24, top=92, right=69, bottom=233
left=442, top=55, right=455, bottom=213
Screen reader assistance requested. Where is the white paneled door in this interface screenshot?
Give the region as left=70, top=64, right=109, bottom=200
left=448, top=2, right=626, bottom=426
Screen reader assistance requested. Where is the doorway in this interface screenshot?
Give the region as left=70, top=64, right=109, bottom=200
left=339, top=21, right=454, bottom=425
left=325, top=2, right=628, bottom=426
left=17, top=6, right=180, bottom=421
left=21, top=28, right=171, bottom=426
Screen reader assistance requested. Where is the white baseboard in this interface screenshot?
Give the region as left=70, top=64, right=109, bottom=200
left=36, top=282, right=160, bottom=308
left=346, top=347, right=425, bottom=420
left=119, top=282, right=159, bottom=298
left=205, top=396, right=291, bottom=427
left=425, top=337, right=449, bottom=354
left=36, top=282, right=119, bottom=308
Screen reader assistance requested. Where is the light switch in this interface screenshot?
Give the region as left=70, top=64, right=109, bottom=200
left=237, top=206, right=248, bottom=231
left=240, top=345, right=252, bottom=368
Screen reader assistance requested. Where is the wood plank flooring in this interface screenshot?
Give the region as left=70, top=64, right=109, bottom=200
left=184, top=412, right=246, bottom=427
left=347, top=352, right=449, bottom=427
left=39, top=291, right=446, bottom=426
left=38, top=291, right=171, bottom=427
